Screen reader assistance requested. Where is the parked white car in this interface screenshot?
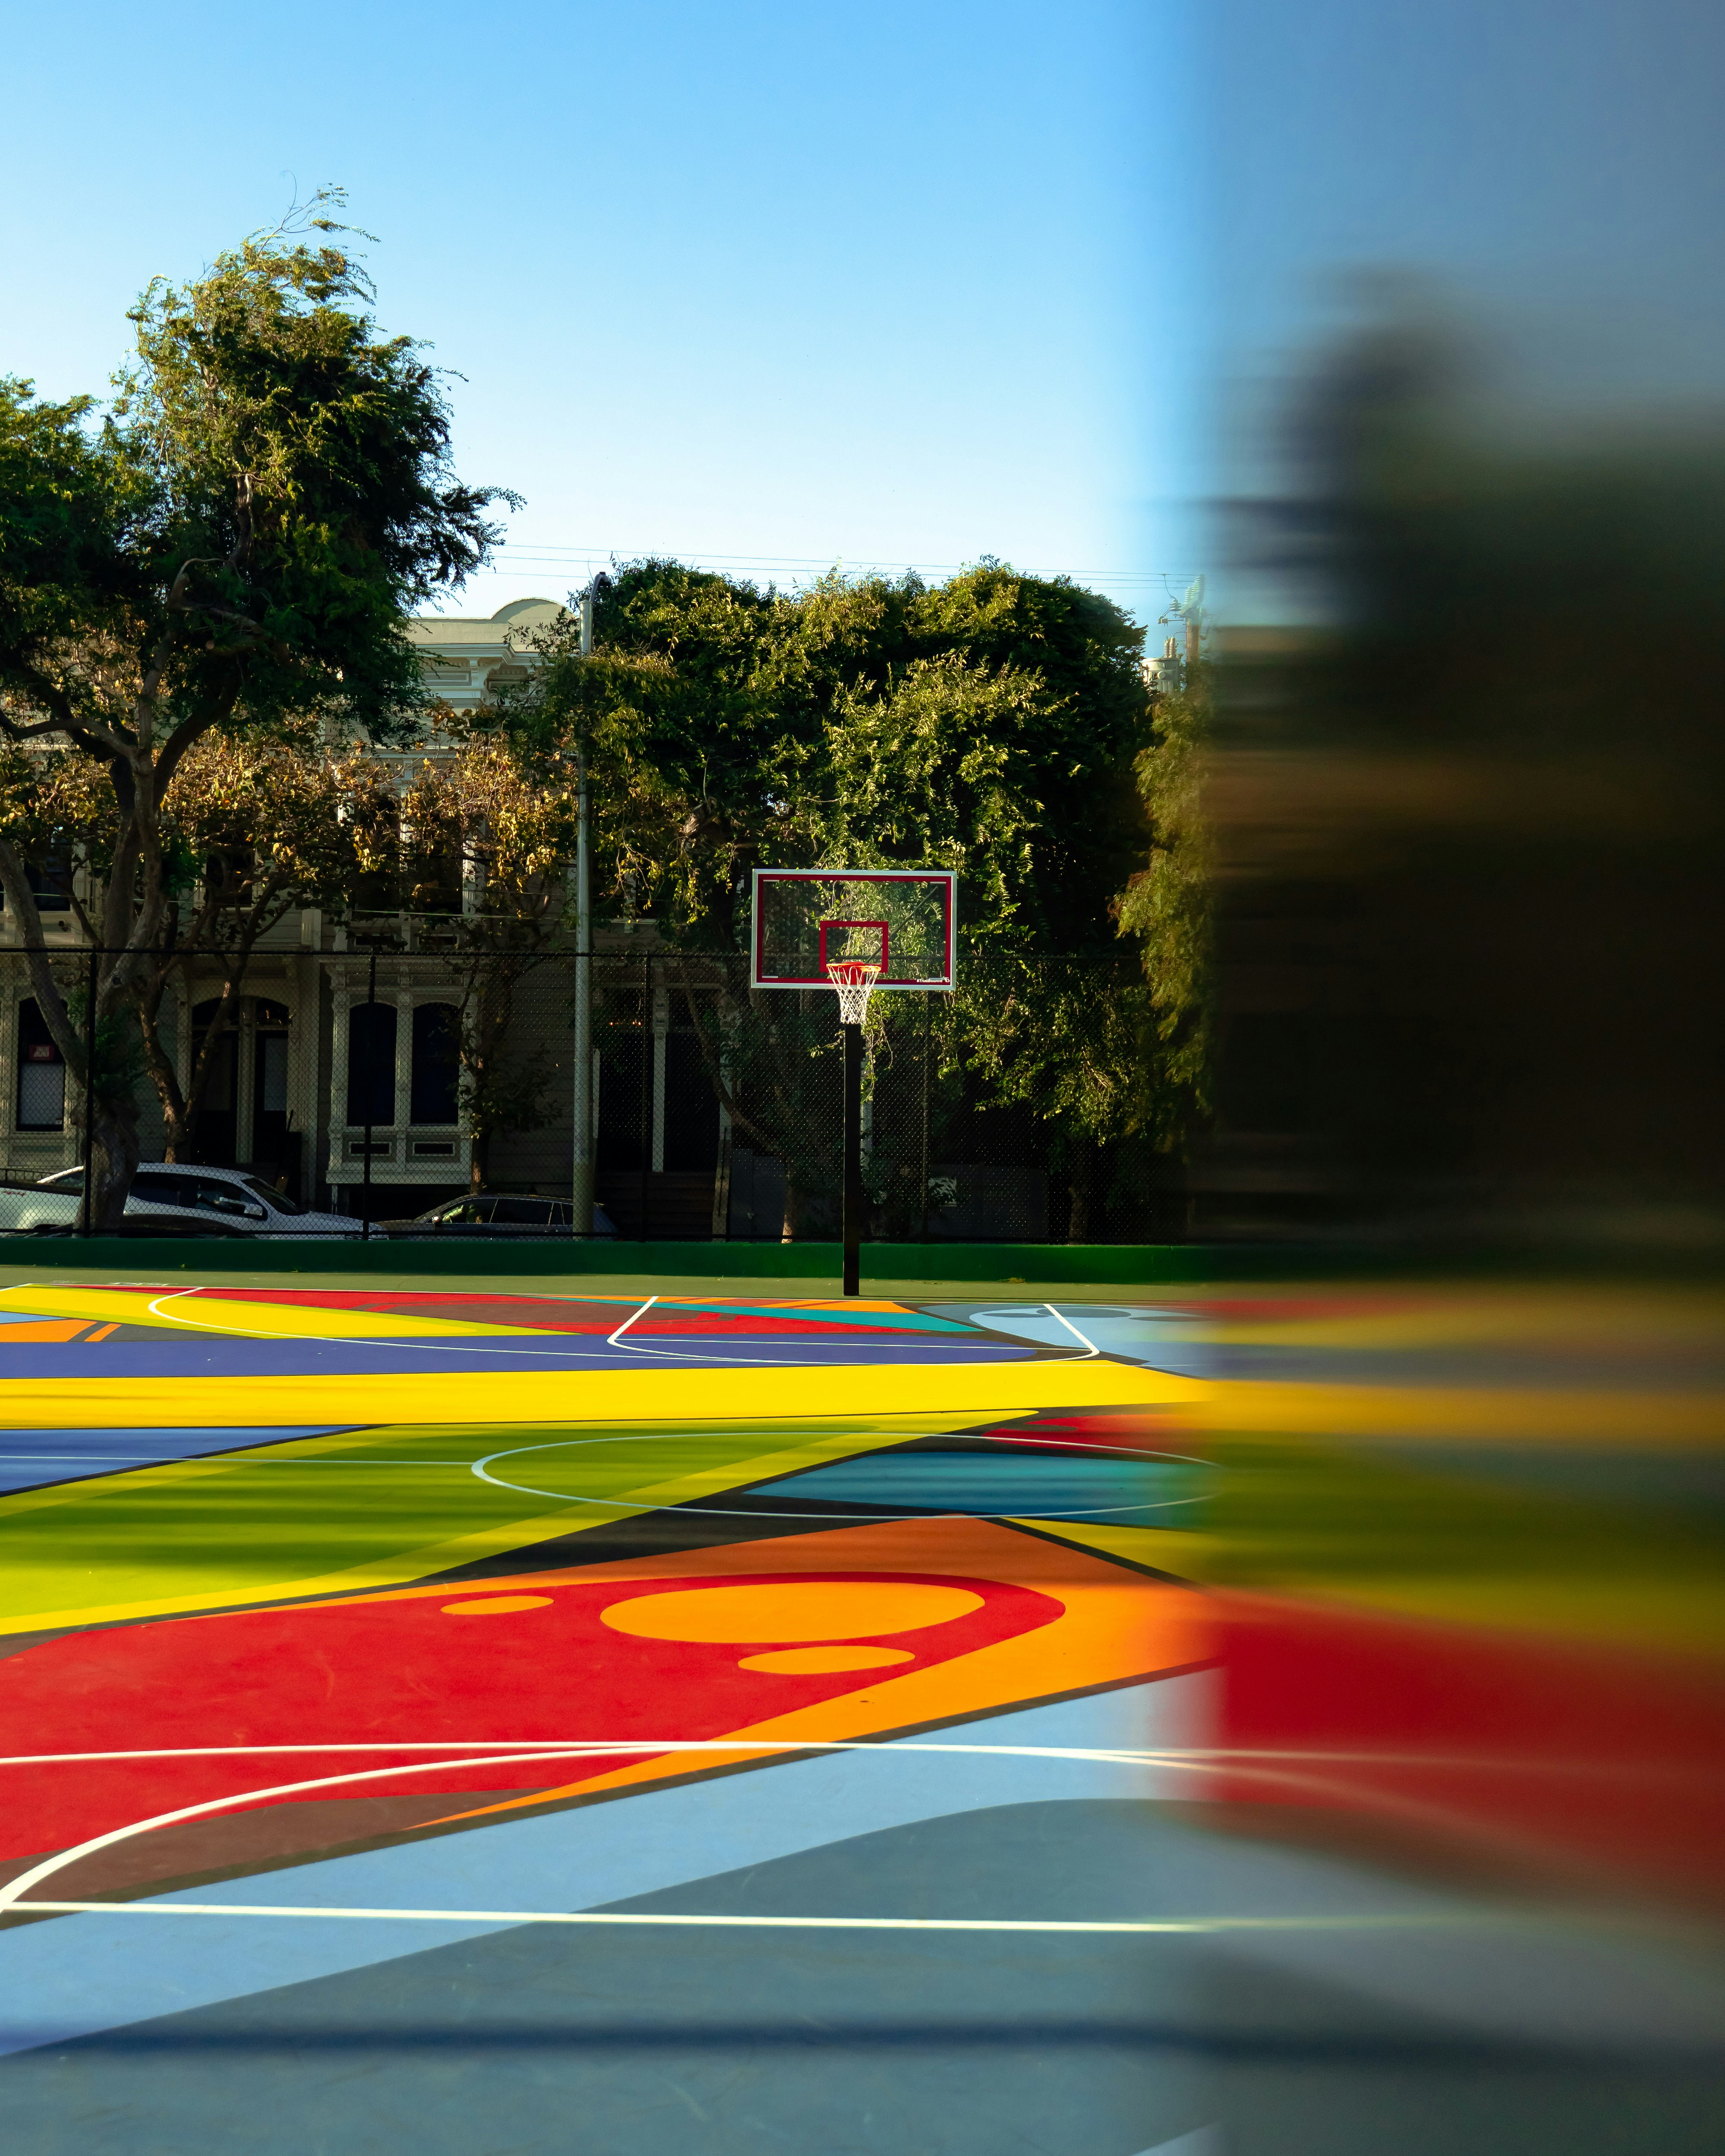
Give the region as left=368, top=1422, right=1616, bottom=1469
left=0, top=1164, right=363, bottom=1238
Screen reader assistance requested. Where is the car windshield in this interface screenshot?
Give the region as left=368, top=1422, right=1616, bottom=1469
left=242, top=1175, right=304, bottom=1216
left=38, top=1169, right=82, bottom=1191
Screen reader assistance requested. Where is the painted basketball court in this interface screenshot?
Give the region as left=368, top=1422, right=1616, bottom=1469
left=0, top=1275, right=1719, bottom=2154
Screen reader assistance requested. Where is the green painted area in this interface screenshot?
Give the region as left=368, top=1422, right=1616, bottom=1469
left=0, top=1414, right=979, bottom=1627
left=1201, top=1431, right=1725, bottom=1654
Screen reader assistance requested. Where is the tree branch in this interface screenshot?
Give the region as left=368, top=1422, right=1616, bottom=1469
left=0, top=836, right=85, bottom=1079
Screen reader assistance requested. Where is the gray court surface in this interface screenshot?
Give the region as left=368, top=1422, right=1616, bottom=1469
left=4, top=1800, right=1720, bottom=2156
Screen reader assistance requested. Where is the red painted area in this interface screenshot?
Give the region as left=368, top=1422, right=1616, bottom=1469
left=976, top=1409, right=1195, bottom=1455
left=1212, top=1587, right=1725, bottom=1905
left=0, top=1567, right=1060, bottom=1858
left=178, top=1288, right=945, bottom=1338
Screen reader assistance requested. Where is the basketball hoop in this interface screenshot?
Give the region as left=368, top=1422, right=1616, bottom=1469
left=826, top=958, right=881, bottom=1026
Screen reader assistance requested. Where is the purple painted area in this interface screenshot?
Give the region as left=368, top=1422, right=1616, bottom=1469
left=0, top=1336, right=1037, bottom=1380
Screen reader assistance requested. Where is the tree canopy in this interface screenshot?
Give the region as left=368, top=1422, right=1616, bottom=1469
left=485, top=557, right=1206, bottom=1225
left=515, top=559, right=1151, bottom=958
left=0, top=193, right=511, bottom=1222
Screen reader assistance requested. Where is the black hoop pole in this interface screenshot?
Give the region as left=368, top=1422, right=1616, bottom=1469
left=842, top=1018, right=863, bottom=1297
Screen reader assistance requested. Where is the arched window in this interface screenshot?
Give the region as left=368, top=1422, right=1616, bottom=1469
left=411, top=1003, right=460, bottom=1125
left=346, top=1002, right=398, bottom=1127
left=16, top=1000, right=65, bottom=1130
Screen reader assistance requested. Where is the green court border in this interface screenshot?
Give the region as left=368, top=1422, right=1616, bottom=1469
left=0, top=1236, right=1238, bottom=1284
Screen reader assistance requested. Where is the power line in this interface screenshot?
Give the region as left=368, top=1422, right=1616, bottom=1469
left=465, top=545, right=1198, bottom=587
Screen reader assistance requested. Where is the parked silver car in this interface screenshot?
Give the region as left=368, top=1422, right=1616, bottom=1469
left=0, top=1165, right=362, bottom=1238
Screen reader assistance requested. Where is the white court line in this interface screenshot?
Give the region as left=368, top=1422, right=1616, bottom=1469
left=135, top=1288, right=1082, bottom=1373
left=0, top=1739, right=1206, bottom=1922
left=2, top=1742, right=1635, bottom=1777
left=605, top=1295, right=656, bottom=1348
left=468, top=1426, right=1207, bottom=1521
left=0, top=1739, right=1180, bottom=1768
left=9, top=1901, right=1502, bottom=1936
left=1041, top=1304, right=1101, bottom=1359
left=2, top=1739, right=1595, bottom=1917
left=140, top=1291, right=644, bottom=1363
left=604, top=1292, right=970, bottom=1370
left=0, top=1457, right=485, bottom=1468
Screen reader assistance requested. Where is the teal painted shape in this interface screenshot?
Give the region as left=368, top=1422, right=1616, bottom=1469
left=748, top=1451, right=1208, bottom=1520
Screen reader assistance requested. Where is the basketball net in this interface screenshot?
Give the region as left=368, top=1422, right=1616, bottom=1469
left=826, top=958, right=881, bottom=1026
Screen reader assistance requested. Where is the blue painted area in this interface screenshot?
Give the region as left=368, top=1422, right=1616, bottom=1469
left=0, top=1430, right=357, bottom=1495
left=0, top=1805, right=1220, bottom=2156
left=0, top=1335, right=1033, bottom=1379
left=748, top=1451, right=1209, bottom=1520
left=0, top=1683, right=1199, bottom=2057
left=932, top=1304, right=1216, bottom=1377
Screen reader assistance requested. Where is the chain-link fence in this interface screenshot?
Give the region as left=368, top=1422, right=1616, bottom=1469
left=0, top=937, right=1188, bottom=1242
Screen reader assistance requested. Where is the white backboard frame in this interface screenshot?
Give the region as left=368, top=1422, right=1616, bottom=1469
left=750, top=868, right=958, bottom=991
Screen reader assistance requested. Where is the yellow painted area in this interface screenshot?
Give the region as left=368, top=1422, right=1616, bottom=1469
left=0, top=1356, right=1198, bottom=1432
left=739, top=1645, right=913, bottom=1673
left=599, top=1580, right=984, bottom=1642
left=440, top=1595, right=554, bottom=1615
left=0, top=1284, right=551, bottom=1339
left=1204, top=1378, right=1723, bottom=1447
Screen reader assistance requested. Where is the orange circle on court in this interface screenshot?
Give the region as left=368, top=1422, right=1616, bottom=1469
left=599, top=1581, right=982, bottom=1643
left=440, top=1595, right=554, bottom=1616
left=739, top=1645, right=915, bottom=1675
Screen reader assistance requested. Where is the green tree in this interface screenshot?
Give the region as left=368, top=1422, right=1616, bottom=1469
left=524, top=559, right=1149, bottom=956
left=0, top=194, right=512, bottom=1225
left=509, top=559, right=1163, bottom=1233
left=1116, top=656, right=1214, bottom=1132
left=400, top=728, right=579, bottom=1187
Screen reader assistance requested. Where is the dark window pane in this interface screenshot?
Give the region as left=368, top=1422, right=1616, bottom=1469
left=191, top=1178, right=254, bottom=1215
left=242, top=1175, right=303, bottom=1216
left=16, top=1000, right=65, bottom=1130
left=665, top=1034, right=720, bottom=1170
left=494, top=1197, right=554, bottom=1224
left=410, top=1003, right=460, bottom=1125
left=24, top=857, right=71, bottom=913
left=347, top=1002, right=398, bottom=1127
left=133, top=1172, right=193, bottom=1208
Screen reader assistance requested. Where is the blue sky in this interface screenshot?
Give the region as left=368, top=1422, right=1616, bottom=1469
left=2, top=0, right=1204, bottom=625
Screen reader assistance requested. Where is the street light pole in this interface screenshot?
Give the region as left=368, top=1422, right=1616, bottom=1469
left=78, top=941, right=97, bottom=1238
left=361, top=941, right=377, bottom=1242
left=571, top=589, right=595, bottom=1236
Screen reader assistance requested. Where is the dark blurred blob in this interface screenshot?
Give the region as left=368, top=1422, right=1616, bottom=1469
left=1175, top=6, right=1725, bottom=2149
left=1206, top=311, right=1725, bottom=1244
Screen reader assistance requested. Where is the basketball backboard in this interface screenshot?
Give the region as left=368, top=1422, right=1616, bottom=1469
left=751, top=868, right=957, bottom=990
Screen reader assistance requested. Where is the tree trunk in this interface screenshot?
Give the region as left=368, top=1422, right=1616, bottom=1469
left=781, top=1178, right=809, bottom=1242
left=1066, top=1134, right=1096, bottom=1244
left=138, top=980, right=194, bottom=1164
left=88, top=1097, right=142, bottom=1233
